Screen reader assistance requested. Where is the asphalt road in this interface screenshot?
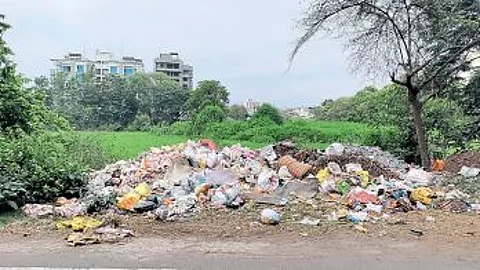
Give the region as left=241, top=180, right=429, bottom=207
left=1, top=235, right=478, bottom=270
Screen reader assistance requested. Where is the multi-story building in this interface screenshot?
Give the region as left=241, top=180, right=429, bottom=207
left=51, top=51, right=144, bottom=83
left=154, top=52, right=194, bottom=89
left=244, top=99, right=263, bottom=115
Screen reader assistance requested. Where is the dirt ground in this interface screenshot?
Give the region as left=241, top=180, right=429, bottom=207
left=1, top=207, right=478, bottom=247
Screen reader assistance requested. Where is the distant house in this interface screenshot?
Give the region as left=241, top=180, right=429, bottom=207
left=154, top=52, right=194, bottom=90
left=244, top=99, right=262, bottom=116
left=51, top=51, right=144, bottom=83
left=284, top=107, right=315, bottom=119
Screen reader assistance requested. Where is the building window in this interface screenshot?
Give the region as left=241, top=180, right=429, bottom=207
left=110, top=66, right=118, bottom=74
left=61, top=66, right=71, bottom=72
left=124, top=67, right=134, bottom=75
left=95, top=69, right=101, bottom=75
left=183, top=77, right=189, bottom=81
left=76, top=65, right=85, bottom=74
left=173, top=63, right=180, bottom=69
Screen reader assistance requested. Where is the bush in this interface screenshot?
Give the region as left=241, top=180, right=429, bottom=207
left=168, top=121, right=193, bottom=136
left=127, top=114, right=152, bottom=132
left=0, top=131, right=89, bottom=208
left=192, top=105, right=225, bottom=134
left=0, top=131, right=113, bottom=210
left=252, top=104, right=283, bottom=125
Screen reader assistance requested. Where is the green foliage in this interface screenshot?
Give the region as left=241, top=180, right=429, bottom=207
left=228, top=104, right=248, bottom=120
left=35, top=72, right=188, bottom=130
left=0, top=131, right=89, bottom=208
left=131, top=73, right=188, bottom=125
left=187, top=80, right=229, bottom=117
left=127, top=114, right=153, bottom=132
left=167, top=118, right=395, bottom=150
left=252, top=104, right=284, bottom=125
left=78, top=132, right=187, bottom=160
left=0, top=16, right=108, bottom=211
left=168, top=121, right=193, bottom=136
left=192, top=105, right=225, bottom=134
left=316, top=84, right=474, bottom=160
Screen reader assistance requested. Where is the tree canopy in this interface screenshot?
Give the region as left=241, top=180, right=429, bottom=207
left=187, top=80, right=229, bottom=117
left=292, top=0, right=480, bottom=168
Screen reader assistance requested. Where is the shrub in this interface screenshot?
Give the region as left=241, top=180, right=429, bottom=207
left=0, top=132, right=82, bottom=207
left=192, top=105, right=225, bottom=134
left=168, top=121, right=193, bottom=136
left=127, top=114, right=152, bottom=132
left=0, top=131, right=113, bottom=210
left=252, top=104, right=283, bottom=125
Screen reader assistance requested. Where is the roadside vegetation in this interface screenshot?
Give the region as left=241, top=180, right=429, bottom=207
left=1, top=0, right=479, bottom=215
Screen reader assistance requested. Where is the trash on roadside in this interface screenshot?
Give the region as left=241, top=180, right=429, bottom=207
left=459, top=166, right=480, bottom=178
left=260, top=208, right=280, bottom=225
left=19, top=139, right=480, bottom=247
left=353, top=224, right=368, bottom=233
left=22, top=204, right=54, bottom=218
left=298, top=216, right=320, bottom=226
left=56, top=216, right=103, bottom=231
left=410, top=187, right=434, bottom=205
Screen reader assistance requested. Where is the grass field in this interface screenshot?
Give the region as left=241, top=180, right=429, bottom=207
left=79, top=132, right=313, bottom=160
left=79, top=120, right=378, bottom=161
left=79, top=132, right=188, bottom=160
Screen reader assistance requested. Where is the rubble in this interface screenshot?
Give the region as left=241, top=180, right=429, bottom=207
left=21, top=140, right=480, bottom=245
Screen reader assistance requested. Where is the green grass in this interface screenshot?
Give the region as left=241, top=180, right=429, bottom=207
left=78, top=120, right=380, bottom=161
left=78, top=132, right=188, bottom=160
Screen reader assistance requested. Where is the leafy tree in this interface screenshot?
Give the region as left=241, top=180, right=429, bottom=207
left=192, top=105, right=225, bottom=134
left=252, top=104, right=284, bottom=125
left=132, top=73, right=188, bottom=125
left=228, top=104, right=249, bottom=120
left=292, top=0, right=480, bottom=169
left=0, top=15, right=34, bottom=134
left=187, top=80, right=229, bottom=117
left=316, top=84, right=472, bottom=161
left=36, top=72, right=188, bottom=129
left=433, top=71, right=479, bottom=146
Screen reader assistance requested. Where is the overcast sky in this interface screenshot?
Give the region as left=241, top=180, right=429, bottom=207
left=2, top=0, right=380, bottom=108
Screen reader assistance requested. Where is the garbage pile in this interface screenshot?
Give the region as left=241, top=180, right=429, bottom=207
left=22, top=140, right=479, bottom=245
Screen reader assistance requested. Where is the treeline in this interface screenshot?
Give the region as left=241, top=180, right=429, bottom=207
left=31, top=72, right=189, bottom=130
left=0, top=16, right=114, bottom=211
left=315, top=79, right=480, bottom=161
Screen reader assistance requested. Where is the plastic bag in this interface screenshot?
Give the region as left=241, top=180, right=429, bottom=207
left=410, top=187, right=434, bottom=205
left=57, top=216, right=103, bottom=231
left=260, top=208, right=280, bottom=225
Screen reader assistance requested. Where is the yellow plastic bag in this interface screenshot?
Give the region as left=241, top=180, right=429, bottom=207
left=117, top=183, right=151, bottom=211
left=117, top=191, right=141, bottom=211
left=316, top=168, right=330, bottom=183
left=56, top=216, right=103, bottom=231
left=134, top=183, right=151, bottom=197
left=410, top=187, right=434, bottom=205
left=359, top=170, right=370, bottom=188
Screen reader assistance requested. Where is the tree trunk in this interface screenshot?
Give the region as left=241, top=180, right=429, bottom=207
left=408, top=89, right=431, bottom=170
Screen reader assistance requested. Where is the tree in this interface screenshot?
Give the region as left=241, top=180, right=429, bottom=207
left=192, top=105, right=225, bottom=134
left=187, top=80, right=229, bottom=117
left=228, top=104, right=249, bottom=120
left=131, top=73, right=188, bottom=125
left=41, top=72, right=188, bottom=129
left=252, top=104, right=284, bottom=125
left=292, top=0, right=480, bottom=169
left=0, top=14, right=34, bottom=134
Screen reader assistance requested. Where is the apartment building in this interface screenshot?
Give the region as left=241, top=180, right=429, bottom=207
left=244, top=99, right=263, bottom=115
left=154, top=52, right=194, bottom=89
left=51, top=51, right=144, bottom=83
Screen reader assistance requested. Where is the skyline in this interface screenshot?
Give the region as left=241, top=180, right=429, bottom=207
left=2, top=0, right=385, bottom=108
